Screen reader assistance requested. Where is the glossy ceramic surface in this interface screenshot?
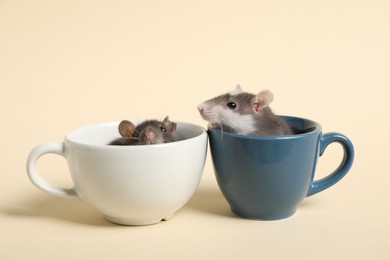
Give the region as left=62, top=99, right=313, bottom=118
left=27, top=121, right=208, bottom=225
left=208, top=116, right=354, bottom=220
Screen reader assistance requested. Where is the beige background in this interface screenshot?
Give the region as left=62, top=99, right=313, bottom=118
left=1, top=0, right=389, bottom=259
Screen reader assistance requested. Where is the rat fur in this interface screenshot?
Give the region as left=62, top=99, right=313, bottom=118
left=197, top=85, right=292, bottom=136
left=109, top=116, right=177, bottom=145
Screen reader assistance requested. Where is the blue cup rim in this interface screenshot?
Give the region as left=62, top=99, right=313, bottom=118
left=207, top=115, right=322, bottom=140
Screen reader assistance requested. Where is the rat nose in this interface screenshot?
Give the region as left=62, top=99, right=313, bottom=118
left=197, top=104, right=204, bottom=113
left=145, top=131, right=155, bottom=141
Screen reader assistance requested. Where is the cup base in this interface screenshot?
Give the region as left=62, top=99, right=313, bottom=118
left=104, top=213, right=175, bottom=226
left=231, top=207, right=296, bottom=221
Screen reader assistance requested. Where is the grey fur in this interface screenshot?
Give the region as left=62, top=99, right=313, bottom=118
left=198, top=88, right=292, bottom=136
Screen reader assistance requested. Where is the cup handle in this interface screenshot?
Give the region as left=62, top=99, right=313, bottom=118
left=307, top=132, right=355, bottom=197
left=26, top=142, right=77, bottom=198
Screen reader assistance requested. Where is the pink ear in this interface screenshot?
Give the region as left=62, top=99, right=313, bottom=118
left=252, top=101, right=261, bottom=112
left=162, top=116, right=177, bottom=134
left=253, top=90, right=274, bottom=112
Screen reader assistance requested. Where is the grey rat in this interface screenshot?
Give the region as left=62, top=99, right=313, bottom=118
left=197, top=85, right=292, bottom=136
left=109, top=116, right=177, bottom=145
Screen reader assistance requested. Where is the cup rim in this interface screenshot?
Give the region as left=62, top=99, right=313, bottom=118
left=207, top=115, right=322, bottom=140
left=65, top=120, right=207, bottom=149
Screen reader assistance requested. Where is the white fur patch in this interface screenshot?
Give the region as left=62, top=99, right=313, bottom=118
left=229, top=85, right=243, bottom=96
left=221, top=109, right=257, bottom=134
left=199, top=101, right=257, bottom=134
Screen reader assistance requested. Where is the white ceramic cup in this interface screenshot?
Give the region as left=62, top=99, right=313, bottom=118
left=26, top=121, right=208, bottom=225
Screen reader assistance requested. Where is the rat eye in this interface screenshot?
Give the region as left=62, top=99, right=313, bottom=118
left=226, top=102, right=237, bottom=109
left=160, top=126, right=167, bottom=132
left=133, top=129, right=140, bottom=137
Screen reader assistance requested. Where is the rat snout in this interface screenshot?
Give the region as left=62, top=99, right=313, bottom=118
left=197, top=104, right=207, bottom=120
left=198, top=103, right=215, bottom=122
left=198, top=103, right=211, bottom=117
left=197, top=104, right=204, bottom=114
left=144, top=130, right=155, bottom=141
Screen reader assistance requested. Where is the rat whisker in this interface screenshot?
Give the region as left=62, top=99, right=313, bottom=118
left=213, top=122, right=225, bottom=144
left=215, top=94, right=225, bottom=105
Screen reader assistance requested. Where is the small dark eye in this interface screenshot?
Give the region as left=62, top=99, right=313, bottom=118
left=227, top=102, right=237, bottom=109
left=160, top=126, right=167, bottom=132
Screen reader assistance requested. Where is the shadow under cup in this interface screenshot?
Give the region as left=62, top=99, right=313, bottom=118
left=208, top=116, right=354, bottom=220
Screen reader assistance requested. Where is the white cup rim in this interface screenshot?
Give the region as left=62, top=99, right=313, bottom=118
left=65, top=120, right=207, bottom=149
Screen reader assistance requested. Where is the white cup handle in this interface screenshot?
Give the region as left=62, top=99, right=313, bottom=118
left=26, top=142, right=77, bottom=198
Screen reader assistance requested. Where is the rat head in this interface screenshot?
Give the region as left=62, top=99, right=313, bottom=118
left=119, top=116, right=176, bottom=145
left=197, top=85, right=274, bottom=133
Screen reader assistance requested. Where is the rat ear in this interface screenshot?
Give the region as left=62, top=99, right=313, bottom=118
left=230, top=84, right=243, bottom=95
left=118, top=120, right=136, bottom=138
left=162, top=116, right=177, bottom=134
left=252, top=90, right=274, bottom=112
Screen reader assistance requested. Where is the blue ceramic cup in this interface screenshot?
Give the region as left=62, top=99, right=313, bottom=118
left=208, top=116, right=354, bottom=220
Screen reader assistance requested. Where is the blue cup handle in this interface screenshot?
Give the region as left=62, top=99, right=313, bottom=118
left=307, top=132, right=355, bottom=197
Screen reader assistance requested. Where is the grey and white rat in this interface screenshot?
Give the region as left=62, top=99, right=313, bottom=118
left=197, top=85, right=292, bottom=136
left=109, top=116, right=177, bottom=145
